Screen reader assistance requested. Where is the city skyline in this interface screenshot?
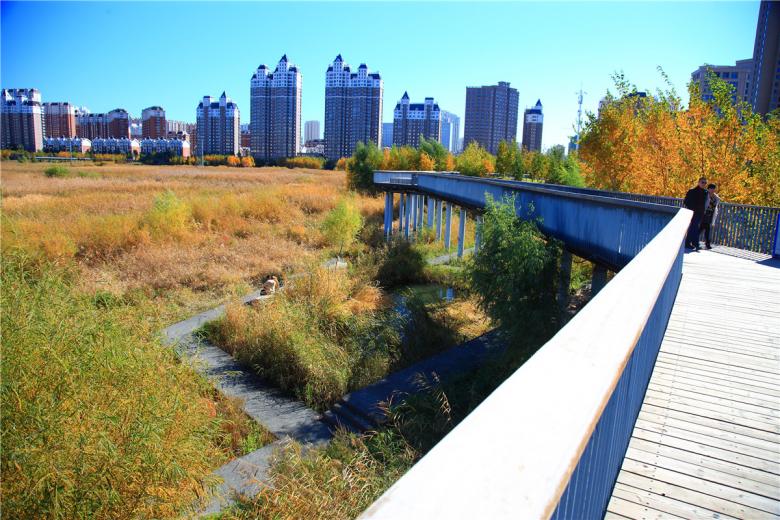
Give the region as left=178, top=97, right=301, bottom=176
left=1, top=2, right=760, bottom=151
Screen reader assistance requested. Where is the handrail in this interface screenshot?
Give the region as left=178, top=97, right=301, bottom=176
left=360, top=208, right=691, bottom=519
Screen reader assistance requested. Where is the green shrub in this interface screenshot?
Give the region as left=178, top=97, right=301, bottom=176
left=347, top=141, right=382, bottom=193
left=321, top=198, right=364, bottom=257
left=376, top=239, right=428, bottom=288
left=467, top=196, right=561, bottom=347
left=44, top=165, right=70, bottom=178
left=141, top=190, right=192, bottom=240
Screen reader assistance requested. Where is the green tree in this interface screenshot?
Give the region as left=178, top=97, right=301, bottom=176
left=495, top=140, right=518, bottom=175
left=347, top=141, right=383, bottom=193
left=456, top=142, right=495, bottom=176
left=321, top=198, right=364, bottom=258
left=467, top=196, right=560, bottom=346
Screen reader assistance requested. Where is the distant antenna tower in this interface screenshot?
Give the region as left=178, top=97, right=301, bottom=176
left=576, top=85, right=586, bottom=137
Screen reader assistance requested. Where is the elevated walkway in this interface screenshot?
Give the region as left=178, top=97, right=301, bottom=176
left=607, top=250, right=780, bottom=519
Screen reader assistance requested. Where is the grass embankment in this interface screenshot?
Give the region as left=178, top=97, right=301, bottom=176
left=1, top=162, right=380, bottom=518
left=1, top=254, right=273, bottom=518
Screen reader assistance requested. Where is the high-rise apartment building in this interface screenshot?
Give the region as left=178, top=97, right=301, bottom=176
left=381, top=122, right=393, bottom=148
left=463, top=81, right=519, bottom=155
left=142, top=106, right=167, bottom=138
left=521, top=99, right=543, bottom=152
left=691, top=60, right=753, bottom=104
left=250, top=55, right=302, bottom=160
left=440, top=110, right=461, bottom=153
left=392, top=93, right=440, bottom=147
left=324, top=55, right=383, bottom=159
left=196, top=92, right=240, bottom=156
left=304, top=120, right=320, bottom=143
left=1, top=88, right=44, bottom=151
left=749, top=0, right=780, bottom=114
left=76, top=108, right=131, bottom=139
left=42, top=102, right=77, bottom=138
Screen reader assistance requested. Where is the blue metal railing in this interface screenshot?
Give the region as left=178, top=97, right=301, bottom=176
left=410, top=173, right=779, bottom=255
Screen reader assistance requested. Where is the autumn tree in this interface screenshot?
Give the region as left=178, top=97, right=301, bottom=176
left=321, top=198, right=364, bottom=258
left=579, top=70, right=780, bottom=206
left=456, top=142, right=495, bottom=176
left=346, top=141, right=383, bottom=193
left=496, top=140, right=519, bottom=175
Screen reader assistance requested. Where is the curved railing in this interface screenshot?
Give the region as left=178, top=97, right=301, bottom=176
left=361, top=171, right=692, bottom=519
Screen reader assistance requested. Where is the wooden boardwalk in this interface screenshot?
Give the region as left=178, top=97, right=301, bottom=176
left=607, top=249, right=780, bottom=519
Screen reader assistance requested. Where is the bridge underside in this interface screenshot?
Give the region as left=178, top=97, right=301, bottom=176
left=607, top=249, right=780, bottom=519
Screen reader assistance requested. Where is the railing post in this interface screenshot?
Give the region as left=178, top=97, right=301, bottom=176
left=444, top=203, right=453, bottom=251
left=435, top=200, right=443, bottom=240
left=558, top=250, right=572, bottom=321
left=457, top=208, right=467, bottom=258
left=427, top=197, right=435, bottom=228
left=592, top=263, right=607, bottom=296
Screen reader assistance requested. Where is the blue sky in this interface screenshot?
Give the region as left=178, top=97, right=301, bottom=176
left=1, top=1, right=759, bottom=150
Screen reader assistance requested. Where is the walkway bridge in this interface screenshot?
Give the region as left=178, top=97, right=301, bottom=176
left=361, top=172, right=780, bottom=520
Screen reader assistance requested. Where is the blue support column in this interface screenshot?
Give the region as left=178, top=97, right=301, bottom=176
left=435, top=200, right=442, bottom=240
left=592, top=263, right=608, bottom=296
left=444, top=203, right=453, bottom=251
left=410, top=194, right=417, bottom=234
left=417, top=194, right=424, bottom=229
left=474, top=215, right=482, bottom=254
left=404, top=194, right=411, bottom=239
left=457, top=208, right=466, bottom=258
left=427, top=197, right=435, bottom=228
left=399, top=193, right=405, bottom=235
left=384, top=192, right=393, bottom=240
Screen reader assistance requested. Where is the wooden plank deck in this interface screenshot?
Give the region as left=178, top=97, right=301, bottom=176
left=607, top=250, right=780, bottom=519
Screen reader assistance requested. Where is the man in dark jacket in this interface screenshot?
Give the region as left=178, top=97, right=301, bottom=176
left=683, top=177, right=708, bottom=250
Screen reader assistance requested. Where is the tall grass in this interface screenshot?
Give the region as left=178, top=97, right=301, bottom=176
left=1, top=254, right=229, bottom=518
left=226, top=431, right=417, bottom=520
left=205, top=268, right=400, bottom=410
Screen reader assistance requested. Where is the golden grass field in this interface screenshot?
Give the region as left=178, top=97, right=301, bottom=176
left=2, top=161, right=384, bottom=322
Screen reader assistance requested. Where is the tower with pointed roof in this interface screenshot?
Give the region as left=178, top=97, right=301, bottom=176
left=250, top=55, right=302, bottom=160
left=324, top=55, right=383, bottom=160
left=521, top=99, right=543, bottom=153
left=392, top=93, right=441, bottom=148
left=195, top=92, right=240, bottom=155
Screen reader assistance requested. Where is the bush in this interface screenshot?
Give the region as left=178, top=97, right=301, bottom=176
left=1, top=254, right=223, bottom=518
left=283, top=156, right=326, bottom=169
left=44, top=165, right=70, bottom=178
left=375, top=239, right=428, bottom=288
left=321, top=198, right=364, bottom=257
left=467, top=196, right=560, bottom=346
left=141, top=190, right=192, bottom=240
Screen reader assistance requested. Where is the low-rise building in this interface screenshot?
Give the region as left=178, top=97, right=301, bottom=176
left=140, top=137, right=190, bottom=157
left=91, top=137, right=140, bottom=156
left=43, top=136, right=92, bottom=154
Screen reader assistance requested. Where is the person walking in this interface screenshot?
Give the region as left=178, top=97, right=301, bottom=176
left=700, top=183, right=720, bottom=250
left=683, top=177, right=708, bottom=250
